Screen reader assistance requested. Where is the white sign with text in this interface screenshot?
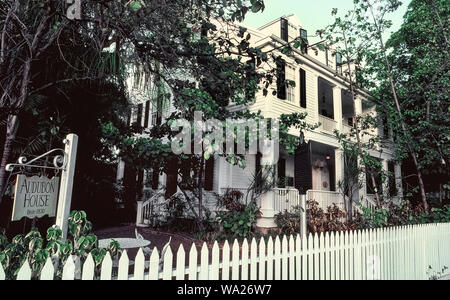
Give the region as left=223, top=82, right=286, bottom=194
left=12, top=175, right=60, bottom=221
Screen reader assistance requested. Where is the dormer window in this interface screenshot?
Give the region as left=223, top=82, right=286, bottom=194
left=281, top=18, right=289, bottom=42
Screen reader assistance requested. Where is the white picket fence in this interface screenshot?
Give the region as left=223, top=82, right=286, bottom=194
left=1, top=223, right=449, bottom=280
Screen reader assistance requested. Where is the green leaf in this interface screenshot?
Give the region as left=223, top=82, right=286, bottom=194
left=129, top=1, right=142, bottom=12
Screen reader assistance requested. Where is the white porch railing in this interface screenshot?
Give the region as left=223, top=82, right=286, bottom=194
left=343, top=124, right=352, bottom=135
left=306, top=190, right=345, bottom=210
left=273, top=188, right=302, bottom=213
left=136, top=193, right=165, bottom=227
left=319, top=115, right=338, bottom=133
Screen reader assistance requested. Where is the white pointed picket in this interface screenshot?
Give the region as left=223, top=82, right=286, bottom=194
left=100, top=252, right=113, bottom=280
left=231, top=240, right=240, bottom=280
left=313, top=233, right=319, bottom=280
left=162, top=246, right=173, bottom=280
left=250, top=238, right=258, bottom=280
left=319, top=233, right=325, bottom=280
left=81, top=254, right=95, bottom=280
left=307, top=234, right=313, bottom=280
left=62, top=256, right=76, bottom=280
left=117, top=250, right=129, bottom=280
left=0, top=262, right=5, bottom=280
left=133, top=249, right=146, bottom=280
left=274, top=236, right=281, bottom=280
left=259, top=238, right=266, bottom=280
left=267, top=237, right=274, bottom=280
left=188, top=244, right=197, bottom=280
left=40, top=257, right=55, bottom=280
left=241, top=239, right=249, bottom=280
left=176, top=244, right=186, bottom=280
left=295, top=234, right=301, bottom=280
left=301, top=233, right=307, bottom=280
left=148, top=248, right=160, bottom=280
left=17, top=260, right=32, bottom=280
left=289, top=236, right=295, bottom=280
left=211, top=242, right=220, bottom=280
left=222, top=241, right=230, bottom=280
left=281, top=236, right=288, bottom=280
left=199, top=243, right=209, bottom=280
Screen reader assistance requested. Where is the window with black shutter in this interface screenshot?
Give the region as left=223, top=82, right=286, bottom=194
left=278, top=158, right=286, bottom=188
left=388, top=162, right=398, bottom=197
left=300, top=68, right=307, bottom=108
left=165, top=162, right=178, bottom=199
left=281, top=18, right=289, bottom=42
left=144, top=101, right=150, bottom=128
left=151, top=168, right=159, bottom=190
left=276, top=59, right=286, bottom=100
left=137, top=103, right=143, bottom=126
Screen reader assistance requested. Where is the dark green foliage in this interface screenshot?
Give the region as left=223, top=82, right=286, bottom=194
left=0, top=211, right=120, bottom=280
left=216, top=190, right=261, bottom=239
left=275, top=206, right=303, bottom=235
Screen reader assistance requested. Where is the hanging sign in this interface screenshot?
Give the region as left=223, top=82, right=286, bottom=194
left=11, top=175, right=60, bottom=221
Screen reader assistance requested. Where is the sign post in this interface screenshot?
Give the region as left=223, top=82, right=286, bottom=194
left=55, top=134, right=78, bottom=241
left=6, top=133, right=79, bottom=240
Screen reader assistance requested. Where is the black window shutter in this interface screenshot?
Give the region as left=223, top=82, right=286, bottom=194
left=204, top=159, right=215, bottom=191
left=294, top=142, right=312, bottom=194
left=144, top=101, right=150, bottom=128
left=165, top=162, right=178, bottom=199
left=152, top=168, right=159, bottom=190
left=278, top=159, right=286, bottom=188
left=300, top=68, right=307, bottom=108
left=137, top=103, right=143, bottom=126
left=281, top=18, right=289, bottom=42
left=277, top=59, right=286, bottom=100
left=388, top=162, right=397, bottom=196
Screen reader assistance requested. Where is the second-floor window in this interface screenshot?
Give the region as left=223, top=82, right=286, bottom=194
left=137, top=103, right=143, bottom=126
left=276, top=58, right=286, bottom=100
left=286, top=65, right=296, bottom=102
left=144, top=100, right=150, bottom=128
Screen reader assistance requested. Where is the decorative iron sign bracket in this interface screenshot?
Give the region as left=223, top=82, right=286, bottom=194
left=5, top=141, right=70, bottom=172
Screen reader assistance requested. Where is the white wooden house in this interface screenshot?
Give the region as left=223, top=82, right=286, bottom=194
left=118, top=15, right=404, bottom=230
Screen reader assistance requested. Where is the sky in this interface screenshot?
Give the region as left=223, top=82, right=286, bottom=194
left=241, top=0, right=412, bottom=42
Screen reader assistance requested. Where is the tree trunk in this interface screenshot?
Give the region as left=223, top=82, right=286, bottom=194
left=0, top=114, right=19, bottom=202
left=368, top=3, right=429, bottom=213
left=370, top=172, right=382, bottom=208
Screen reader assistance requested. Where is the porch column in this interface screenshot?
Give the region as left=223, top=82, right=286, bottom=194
left=354, top=97, right=366, bottom=202
left=256, top=142, right=277, bottom=231
left=335, top=149, right=345, bottom=191
left=313, top=75, right=320, bottom=124
left=333, top=86, right=343, bottom=132
left=395, top=163, right=404, bottom=200
left=382, top=159, right=389, bottom=200
left=116, top=159, right=125, bottom=182
left=357, top=156, right=367, bottom=203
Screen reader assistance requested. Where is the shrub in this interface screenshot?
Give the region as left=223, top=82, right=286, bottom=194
left=354, top=201, right=450, bottom=229
left=307, top=201, right=356, bottom=233
left=215, top=190, right=261, bottom=240
left=216, top=204, right=261, bottom=240
left=0, top=211, right=119, bottom=280
left=275, top=206, right=303, bottom=235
